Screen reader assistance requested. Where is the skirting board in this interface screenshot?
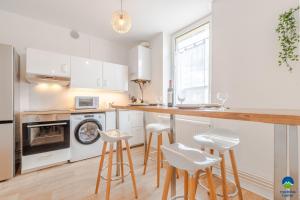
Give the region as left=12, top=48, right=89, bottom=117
left=213, top=166, right=273, bottom=199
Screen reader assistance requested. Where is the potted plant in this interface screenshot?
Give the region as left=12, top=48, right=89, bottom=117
left=276, top=6, right=300, bottom=71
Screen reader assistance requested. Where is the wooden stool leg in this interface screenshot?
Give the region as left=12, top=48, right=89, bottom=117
left=105, top=143, right=114, bottom=200
left=229, top=149, right=243, bottom=200
left=206, top=167, right=217, bottom=200
left=95, top=142, right=107, bottom=194
left=125, top=140, right=138, bottom=198
left=143, top=132, right=153, bottom=175
left=184, top=171, right=189, bottom=200
left=193, top=170, right=200, bottom=196
left=119, top=141, right=124, bottom=183
left=167, top=132, right=173, bottom=143
left=157, top=134, right=162, bottom=188
left=176, top=169, right=180, bottom=179
left=189, top=174, right=197, bottom=200
left=220, top=153, right=229, bottom=200
left=162, top=166, right=173, bottom=200
left=210, top=149, right=214, bottom=171
left=161, top=138, right=164, bottom=168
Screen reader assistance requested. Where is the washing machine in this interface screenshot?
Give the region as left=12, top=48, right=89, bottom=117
left=70, top=113, right=105, bottom=162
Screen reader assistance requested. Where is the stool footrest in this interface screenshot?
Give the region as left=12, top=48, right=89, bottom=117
left=101, top=162, right=130, bottom=182
left=168, top=194, right=201, bottom=200
left=198, top=172, right=238, bottom=198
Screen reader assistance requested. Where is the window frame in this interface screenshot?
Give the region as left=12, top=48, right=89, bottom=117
left=171, top=15, right=212, bottom=104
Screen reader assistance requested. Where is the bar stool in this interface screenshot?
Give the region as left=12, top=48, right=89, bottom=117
left=193, top=128, right=243, bottom=200
left=95, top=129, right=138, bottom=200
left=143, top=123, right=178, bottom=188
left=161, top=143, right=221, bottom=200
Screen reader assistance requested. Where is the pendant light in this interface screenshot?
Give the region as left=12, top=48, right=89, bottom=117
left=111, top=0, right=132, bottom=34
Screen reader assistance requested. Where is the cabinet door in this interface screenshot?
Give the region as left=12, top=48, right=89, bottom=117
left=132, top=127, right=144, bottom=145
left=70, top=57, right=102, bottom=89
left=103, top=62, right=128, bottom=91
left=26, top=48, right=70, bottom=77
left=119, top=111, right=130, bottom=133
left=130, top=111, right=144, bottom=128
left=105, top=111, right=116, bottom=130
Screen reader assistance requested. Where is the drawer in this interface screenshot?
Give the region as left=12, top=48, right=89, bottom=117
left=21, top=148, right=70, bottom=173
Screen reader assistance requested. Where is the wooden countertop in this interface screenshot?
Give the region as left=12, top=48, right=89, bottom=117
left=21, top=108, right=116, bottom=115
left=112, top=105, right=300, bottom=125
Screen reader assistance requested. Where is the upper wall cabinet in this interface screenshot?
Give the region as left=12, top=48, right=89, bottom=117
left=26, top=48, right=71, bottom=78
left=103, top=62, right=128, bottom=91
left=70, top=57, right=102, bottom=89
left=129, top=45, right=151, bottom=81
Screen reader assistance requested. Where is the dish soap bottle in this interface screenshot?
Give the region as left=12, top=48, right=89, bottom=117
left=167, top=80, right=174, bottom=107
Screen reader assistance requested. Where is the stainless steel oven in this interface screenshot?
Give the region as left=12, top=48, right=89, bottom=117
left=22, top=119, right=70, bottom=156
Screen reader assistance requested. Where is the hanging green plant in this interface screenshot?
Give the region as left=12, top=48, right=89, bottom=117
left=276, top=6, right=300, bottom=71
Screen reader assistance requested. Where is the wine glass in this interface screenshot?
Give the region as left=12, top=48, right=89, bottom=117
left=155, top=96, right=163, bottom=106
left=177, top=93, right=186, bottom=104
left=216, top=92, right=229, bottom=109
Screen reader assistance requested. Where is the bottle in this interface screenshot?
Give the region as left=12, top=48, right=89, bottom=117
left=167, top=80, right=174, bottom=107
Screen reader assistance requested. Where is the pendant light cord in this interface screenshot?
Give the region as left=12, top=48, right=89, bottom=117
left=121, top=0, right=123, bottom=12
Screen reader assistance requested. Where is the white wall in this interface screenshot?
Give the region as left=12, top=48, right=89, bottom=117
left=212, top=0, right=300, bottom=198
left=0, top=10, right=130, bottom=111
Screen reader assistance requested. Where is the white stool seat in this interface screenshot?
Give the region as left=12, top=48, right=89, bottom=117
left=99, top=129, right=132, bottom=143
left=146, top=123, right=170, bottom=135
left=193, top=128, right=240, bottom=152
left=161, top=143, right=221, bottom=174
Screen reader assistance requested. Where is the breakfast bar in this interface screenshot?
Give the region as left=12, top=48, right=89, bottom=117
left=113, top=105, right=300, bottom=200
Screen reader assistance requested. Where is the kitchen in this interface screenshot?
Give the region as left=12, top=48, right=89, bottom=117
left=0, top=0, right=300, bottom=200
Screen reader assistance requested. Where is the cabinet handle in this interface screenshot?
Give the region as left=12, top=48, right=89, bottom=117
left=61, top=64, right=68, bottom=73
left=103, top=80, right=107, bottom=87
left=97, top=78, right=101, bottom=87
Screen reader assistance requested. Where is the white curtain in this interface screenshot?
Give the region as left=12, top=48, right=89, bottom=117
left=175, top=39, right=209, bottom=104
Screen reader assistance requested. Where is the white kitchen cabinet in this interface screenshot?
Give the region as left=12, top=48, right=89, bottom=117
left=105, top=111, right=116, bottom=130
left=119, top=110, right=144, bottom=146
left=26, top=48, right=70, bottom=77
left=102, top=62, right=128, bottom=91
left=70, top=57, right=102, bottom=89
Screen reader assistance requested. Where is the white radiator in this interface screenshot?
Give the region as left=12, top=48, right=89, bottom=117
left=148, top=114, right=211, bottom=148
left=172, top=117, right=211, bottom=148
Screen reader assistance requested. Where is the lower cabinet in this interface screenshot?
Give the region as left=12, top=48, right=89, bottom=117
left=105, top=111, right=116, bottom=130
left=119, top=110, right=144, bottom=146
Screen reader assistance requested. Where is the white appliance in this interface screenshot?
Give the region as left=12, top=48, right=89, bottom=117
left=21, top=113, right=71, bottom=173
left=129, top=45, right=151, bottom=81
left=26, top=48, right=71, bottom=86
left=75, top=96, right=99, bottom=110
left=0, top=44, right=19, bottom=181
left=70, top=113, right=105, bottom=162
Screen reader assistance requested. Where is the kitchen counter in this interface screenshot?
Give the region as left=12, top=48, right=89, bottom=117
left=112, top=104, right=300, bottom=199
left=112, top=105, right=300, bottom=125
left=20, top=108, right=116, bottom=116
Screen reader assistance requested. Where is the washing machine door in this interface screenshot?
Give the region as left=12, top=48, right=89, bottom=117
left=75, top=119, right=102, bottom=145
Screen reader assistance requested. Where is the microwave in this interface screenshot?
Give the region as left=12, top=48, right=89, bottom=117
left=75, top=96, right=99, bottom=110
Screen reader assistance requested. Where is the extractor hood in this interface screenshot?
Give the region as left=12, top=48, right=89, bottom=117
left=26, top=73, right=70, bottom=86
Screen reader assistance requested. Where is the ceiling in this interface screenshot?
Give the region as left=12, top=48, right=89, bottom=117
left=0, top=0, right=211, bottom=46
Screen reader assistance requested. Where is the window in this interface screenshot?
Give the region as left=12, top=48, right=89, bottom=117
left=174, top=22, right=210, bottom=104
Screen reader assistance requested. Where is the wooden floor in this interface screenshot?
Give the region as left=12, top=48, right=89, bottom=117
left=0, top=147, right=266, bottom=200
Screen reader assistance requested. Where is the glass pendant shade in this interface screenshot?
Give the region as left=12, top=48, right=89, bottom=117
left=112, top=10, right=132, bottom=34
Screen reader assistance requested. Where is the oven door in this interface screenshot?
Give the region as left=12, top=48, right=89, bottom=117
left=22, top=120, right=70, bottom=156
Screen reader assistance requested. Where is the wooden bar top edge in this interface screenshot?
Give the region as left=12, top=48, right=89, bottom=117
left=112, top=105, right=300, bottom=125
